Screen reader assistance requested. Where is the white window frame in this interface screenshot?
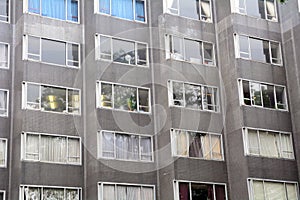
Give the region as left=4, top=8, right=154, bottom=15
left=23, top=0, right=80, bottom=23
left=95, top=34, right=149, bottom=67
left=94, top=0, right=147, bottom=23
left=23, top=35, right=80, bottom=68
left=96, top=81, right=151, bottom=114
left=242, top=127, right=295, bottom=159
left=170, top=128, right=224, bottom=161
left=21, top=132, right=82, bottom=165
left=173, top=180, right=228, bottom=200
left=0, top=42, right=10, bottom=69
left=234, top=34, right=283, bottom=66
left=0, top=190, right=5, bottom=200
left=97, top=130, right=154, bottom=162
left=0, top=89, right=9, bottom=117
left=167, top=80, right=219, bottom=113
left=165, top=0, right=213, bottom=23
left=238, top=79, right=288, bottom=111
left=0, top=138, right=7, bottom=168
left=247, top=178, right=299, bottom=200
left=165, top=34, right=215, bottom=66
left=98, top=182, right=155, bottom=200
left=22, top=81, right=81, bottom=115
left=0, top=0, right=10, bottom=23
left=19, top=185, right=82, bottom=200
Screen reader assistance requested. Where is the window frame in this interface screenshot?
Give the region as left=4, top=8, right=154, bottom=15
left=247, top=178, right=299, bottom=200
left=234, top=33, right=283, bottom=66
left=23, top=0, right=80, bottom=23
left=0, top=190, right=5, bottom=200
left=0, top=0, right=10, bottom=23
left=94, top=0, right=147, bottom=23
left=19, top=185, right=82, bottom=200
left=0, top=138, right=7, bottom=168
left=170, top=128, right=224, bottom=161
left=97, top=130, right=154, bottom=162
left=96, top=81, right=151, bottom=114
left=95, top=33, right=149, bottom=67
left=0, top=89, right=9, bottom=117
left=238, top=79, right=288, bottom=111
left=21, top=132, right=82, bottom=165
left=173, top=180, right=228, bottom=200
left=165, top=0, right=213, bottom=23
left=97, top=182, right=155, bottom=200
left=168, top=80, right=219, bottom=113
left=23, top=34, right=81, bottom=69
left=22, top=81, right=81, bottom=115
left=242, top=127, right=294, bottom=159
left=165, top=34, right=216, bottom=66
left=0, top=42, right=10, bottom=69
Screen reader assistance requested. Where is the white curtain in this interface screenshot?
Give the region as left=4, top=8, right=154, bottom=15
left=40, top=136, right=67, bottom=163
left=26, top=134, right=39, bottom=160
left=286, top=183, right=297, bottom=200
left=103, top=185, right=115, bottom=200
left=175, top=130, right=187, bottom=156
left=281, top=134, right=293, bottom=159
left=202, top=134, right=211, bottom=159
left=116, top=134, right=139, bottom=160
left=266, top=0, right=276, bottom=19
left=68, top=138, right=80, bottom=164
left=200, top=0, right=211, bottom=19
left=248, top=130, right=260, bottom=155
left=140, top=137, right=152, bottom=161
left=102, top=132, right=115, bottom=158
left=252, top=181, right=264, bottom=200
left=259, top=131, right=279, bottom=158
left=142, top=187, right=153, bottom=200
left=211, top=135, right=222, bottom=159
left=167, top=0, right=178, bottom=14
left=117, top=186, right=126, bottom=200
left=264, top=182, right=285, bottom=200
left=0, top=44, right=8, bottom=68
left=127, top=186, right=141, bottom=200
left=0, top=139, right=5, bottom=166
left=0, top=90, right=7, bottom=115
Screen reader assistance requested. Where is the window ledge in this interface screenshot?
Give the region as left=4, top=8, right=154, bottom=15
left=169, top=105, right=220, bottom=114
left=232, top=12, right=278, bottom=23
left=23, top=108, right=81, bottom=116
left=164, top=12, right=213, bottom=24
left=24, top=59, right=80, bottom=69
left=97, top=107, right=151, bottom=115
left=245, top=154, right=295, bottom=161
left=173, top=155, right=224, bottom=162
left=25, top=12, right=80, bottom=24
left=236, top=58, right=283, bottom=67
left=241, top=104, right=288, bottom=112
left=21, top=159, right=82, bottom=166
left=167, top=58, right=216, bottom=67
left=97, top=59, right=149, bottom=68
left=95, top=12, right=147, bottom=24
left=97, top=157, right=154, bottom=163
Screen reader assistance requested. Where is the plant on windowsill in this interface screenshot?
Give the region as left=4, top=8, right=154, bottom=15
left=127, top=96, right=137, bottom=111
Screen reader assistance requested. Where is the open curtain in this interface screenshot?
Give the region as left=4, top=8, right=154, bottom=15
left=67, top=0, right=78, bottom=22
left=189, top=132, right=203, bottom=158
left=42, top=0, right=66, bottom=20
left=100, top=0, right=110, bottom=14
left=0, top=43, right=8, bottom=68
left=135, top=0, right=145, bottom=21
left=111, top=0, right=133, bottom=20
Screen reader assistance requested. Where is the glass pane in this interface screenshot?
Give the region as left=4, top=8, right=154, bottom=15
left=0, top=140, right=6, bottom=166
left=250, top=82, right=262, bottom=106
left=211, top=134, right=222, bottom=160
left=188, top=132, right=203, bottom=158
left=137, top=43, right=147, bottom=65
left=202, top=134, right=211, bottom=159
left=275, top=86, right=287, bottom=110
left=67, top=0, right=79, bottom=22
left=140, top=136, right=152, bottom=161
left=41, top=0, right=66, bottom=20
left=248, top=129, right=260, bottom=155
left=0, top=90, right=7, bottom=115
left=281, top=134, right=293, bottom=159
left=203, top=42, right=214, bottom=65
left=25, top=134, right=39, bottom=160
left=185, top=83, right=202, bottom=109
left=116, top=133, right=139, bottom=160
left=28, top=36, right=40, bottom=60
left=28, top=0, right=40, bottom=14
left=242, top=81, right=251, bottom=105
left=179, top=182, right=190, bottom=200
left=286, top=183, right=297, bottom=200
left=245, top=0, right=260, bottom=18
left=101, top=83, right=113, bottom=108
left=264, top=182, right=285, bottom=200
left=66, top=189, right=80, bottom=200
left=0, top=43, right=8, bottom=68
left=102, top=131, right=115, bottom=158
left=239, top=35, right=250, bottom=59
left=99, top=0, right=110, bottom=14
left=138, top=88, right=149, bottom=112
left=113, top=39, right=135, bottom=65
left=175, top=130, right=188, bottom=156
left=200, top=0, right=212, bottom=22
left=167, top=0, right=178, bottom=14
left=215, top=185, right=226, bottom=200
left=114, top=85, right=137, bottom=111
left=238, top=0, right=246, bottom=13
left=111, top=0, right=134, bottom=20
left=270, top=42, right=281, bottom=64
left=26, top=83, right=40, bottom=109
left=0, top=0, right=9, bottom=21
left=258, top=0, right=266, bottom=19
left=192, top=183, right=214, bottom=200
left=68, top=89, right=80, bottom=114
left=24, top=187, right=41, bottom=200
left=249, top=38, right=267, bottom=62
left=68, top=138, right=80, bottom=163
left=103, top=185, right=115, bottom=200
left=100, top=36, right=112, bottom=60
left=252, top=180, right=264, bottom=200
left=41, top=86, right=67, bottom=112
left=261, top=84, right=275, bottom=108
left=135, top=0, right=145, bottom=22
left=260, top=131, right=280, bottom=158
left=266, top=0, right=276, bottom=20
left=43, top=188, right=64, bottom=200
left=0, top=192, right=3, bottom=200
left=203, top=87, right=215, bottom=111
left=41, top=39, right=66, bottom=65
left=184, top=39, right=202, bottom=64
left=40, top=136, right=67, bottom=163
left=179, top=0, right=199, bottom=20
left=171, top=36, right=184, bottom=60
left=172, top=82, right=184, bottom=106
left=67, top=43, right=79, bottom=67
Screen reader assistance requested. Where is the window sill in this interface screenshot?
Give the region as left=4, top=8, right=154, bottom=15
left=232, top=12, right=278, bottom=23
left=97, top=157, right=154, bottom=163
left=0, top=20, right=9, bottom=24
left=21, top=159, right=82, bottom=166
left=24, top=59, right=80, bottom=69
left=241, top=104, right=288, bottom=112
left=0, top=67, right=9, bottom=70
left=236, top=58, right=283, bottom=67
left=97, top=59, right=149, bottom=68
left=97, top=106, right=151, bottom=115
left=95, top=12, right=147, bottom=24
left=23, top=108, right=81, bottom=116
left=164, top=12, right=213, bottom=24
left=25, top=12, right=80, bottom=24
left=167, top=57, right=216, bottom=68
left=245, top=154, right=295, bottom=161
left=173, top=155, right=224, bottom=162
left=169, top=105, right=220, bottom=114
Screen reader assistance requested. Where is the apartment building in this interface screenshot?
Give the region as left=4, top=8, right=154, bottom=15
left=0, top=0, right=300, bottom=199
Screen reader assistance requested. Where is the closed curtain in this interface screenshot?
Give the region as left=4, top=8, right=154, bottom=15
left=100, top=0, right=110, bottom=14
left=26, top=134, right=39, bottom=160
left=211, top=135, right=222, bottom=159
left=103, top=185, right=115, bottom=200
left=0, top=90, right=7, bottom=114
left=248, top=130, right=260, bottom=155
left=179, top=183, right=189, bottom=200
left=67, top=0, right=78, bottom=21
left=215, top=185, right=226, bottom=200
left=0, top=140, right=5, bottom=165
left=142, top=187, right=153, bottom=200
left=28, top=0, right=40, bottom=14
left=202, top=134, right=211, bottom=159
left=281, top=134, right=293, bottom=159
left=68, top=138, right=80, bottom=163
left=140, top=137, right=152, bottom=161
left=286, top=184, right=297, bottom=200
left=112, top=0, right=133, bottom=20
left=117, top=186, right=127, bottom=200
left=135, top=0, right=145, bottom=21
left=116, top=134, right=139, bottom=160
left=264, top=182, right=285, bottom=200
left=260, top=131, right=280, bottom=158
left=42, top=0, right=66, bottom=20
left=102, top=132, right=115, bottom=158
left=40, top=136, right=67, bottom=163
left=127, top=186, right=141, bottom=200
left=252, top=181, right=264, bottom=200
left=176, top=130, right=187, bottom=156
left=0, top=44, right=7, bottom=68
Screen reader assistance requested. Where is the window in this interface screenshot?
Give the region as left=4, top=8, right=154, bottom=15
left=96, top=0, right=146, bottom=22
left=0, top=0, right=9, bottom=22
left=24, top=0, right=79, bottom=22
left=0, top=43, right=9, bottom=68
left=0, top=138, right=7, bottom=168
left=235, top=34, right=282, bottom=65
left=232, top=0, right=277, bottom=21
left=168, top=80, right=219, bottom=112
left=166, top=0, right=212, bottom=22
left=238, top=79, right=288, bottom=110
left=95, top=34, right=148, bottom=67
left=174, top=180, right=227, bottom=200
left=243, top=127, right=294, bottom=159
left=22, top=82, right=81, bottom=115
left=97, top=81, right=150, bottom=113
left=20, top=185, right=81, bottom=200
left=21, top=132, right=81, bottom=165
left=171, top=129, right=223, bottom=161
left=98, top=130, right=153, bottom=162
left=248, top=179, right=298, bottom=200
left=23, top=35, right=80, bottom=68
left=0, top=89, right=8, bottom=117
left=165, top=35, right=215, bottom=66
left=98, top=182, right=154, bottom=200
left=0, top=191, right=5, bottom=200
